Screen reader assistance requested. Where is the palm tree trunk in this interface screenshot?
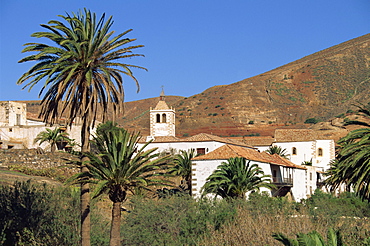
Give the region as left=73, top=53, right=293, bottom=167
left=81, top=123, right=91, bottom=246
left=110, top=201, right=122, bottom=246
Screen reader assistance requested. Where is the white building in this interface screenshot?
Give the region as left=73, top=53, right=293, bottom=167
left=191, top=144, right=307, bottom=201
left=137, top=93, right=327, bottom=201
left=0, top=101, right=83, bottom=151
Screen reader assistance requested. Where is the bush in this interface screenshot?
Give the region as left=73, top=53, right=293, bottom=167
left=0, top=180, right=80, bottom=245
left=0, top=180, right=110, bottom=246
left=304, top=118, right=320, bottom=124
left=121, top=196, right=236, bottom=245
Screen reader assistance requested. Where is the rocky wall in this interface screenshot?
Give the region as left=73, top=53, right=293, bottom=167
left=0, top=149, right=78, bottom=169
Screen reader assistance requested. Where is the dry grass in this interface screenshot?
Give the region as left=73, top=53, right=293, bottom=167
left=201, top=207, right=370, bottom=245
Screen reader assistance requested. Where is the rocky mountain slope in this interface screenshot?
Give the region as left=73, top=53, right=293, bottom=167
left=24, top=34, right=370, bottom=137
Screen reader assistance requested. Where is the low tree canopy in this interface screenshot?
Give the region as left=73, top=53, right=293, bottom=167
left=202, top=157, right=274, bottom=200
left=325, top=104, right=370, bottom=200
left=34, top=127, right=71, bottom=152
left=168, top=149, right=196, bottom=192
left=67, top=128, right=171, bottom=245
left=265, top=146, right=290, bottom=159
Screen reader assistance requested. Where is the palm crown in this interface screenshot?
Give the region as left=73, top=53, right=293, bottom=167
left=202, top=157, right=274, bottom=200
left=17, top=9, right=147, bottom=127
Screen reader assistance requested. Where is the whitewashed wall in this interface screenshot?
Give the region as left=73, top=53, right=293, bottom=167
left=275, top=141, right=314, bottom=165
left=291, top=168, right=307, bottom=201
left=314, top=139, right=335, bottom=171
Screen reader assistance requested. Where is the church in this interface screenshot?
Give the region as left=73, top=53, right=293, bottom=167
left=138, top=90, right=336, bottom=201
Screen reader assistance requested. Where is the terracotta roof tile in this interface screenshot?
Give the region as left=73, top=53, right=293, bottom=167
left=274, top=129, right=317, bottom=142
left=192, top=144, right=306, bottom=169
left=242, top=136, right=275, bottom=146
left=138, top=135, right=181, bottom=143
left=184, top=133, right=254, bottom=148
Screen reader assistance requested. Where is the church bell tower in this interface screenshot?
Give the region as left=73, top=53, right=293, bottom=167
left=149, top=88, right=175, bottom=137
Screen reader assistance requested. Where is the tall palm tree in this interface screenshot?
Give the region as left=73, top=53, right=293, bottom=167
left=325, top=104, right=370, bottom=200
left=17, top=9, right=146, bottom=245
left=265, top=145, right=290, bottom=159
left=344, top=103, right=370, bottom=127
left=67, top=128, right=171, bottom=246
left=168, top=149, right=196, bottom=193
left=202, top=157, right=274, bottom=200
left=34, top=127, right=71, bottom=152
left=325, top=128, right=370, bottom=199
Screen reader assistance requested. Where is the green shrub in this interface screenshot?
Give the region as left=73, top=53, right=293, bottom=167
left=121, top=196, right=236, bottom=245
left=0, top=180, right=80, bottom=245
left=335, top=113, right=345, bottom=118
left=304, top=118, right=320, bottom=124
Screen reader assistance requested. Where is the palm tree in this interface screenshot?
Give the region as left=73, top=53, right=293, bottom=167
left=17, top=9, right=146, bottom=245
left=265, top=145, right=290, bottom=159
left=202, top=157, right=274, bottom=200
left=273, top=228, right=345, bottom=246
left=325, top=128, right=370, bottom=199
left=67, top=128, right=171, bottom=246
left=325, top=104, right=370, bottom=200
left=168, top=149, right=196, bottom=193
left=344, top=103, right=370, bottom=127
left=34, top=127, right=71, bottom=152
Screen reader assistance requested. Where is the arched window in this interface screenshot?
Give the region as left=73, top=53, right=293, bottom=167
left=318, top=148, right=323, bottom=157
left=156, top=114, right=160, bottom=123
left=162, top=113, right=167, bottom=123
left=292, top=147, right=297, bottom=155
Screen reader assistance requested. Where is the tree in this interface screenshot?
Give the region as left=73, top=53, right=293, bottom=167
left=202, top=157, right=274, bottom=200
left=265, top=146, right=290, bottom=159
left=325, top=128, right=370, bottom=199
left=344, top=103, right=370, bottom=127
left=34, top=127, right=71, bottom=152
left=67, top=128, right=171, bottom=246
left=168, top=149, right=196, bottom=193
left=273, top=228, right=345, bottom=246
left=17, top=9, right=146, bottom=245
left=325, top=104, right=370, bottom=200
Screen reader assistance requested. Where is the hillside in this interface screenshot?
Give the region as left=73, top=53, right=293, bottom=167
left=23, top=34, right=370, bottom=137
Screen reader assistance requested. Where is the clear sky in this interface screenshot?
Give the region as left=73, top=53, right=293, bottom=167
left=0, top=1, right=369, bottom=102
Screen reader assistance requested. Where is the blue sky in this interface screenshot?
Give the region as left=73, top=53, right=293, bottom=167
left=0, top=1, right=369, bottom=102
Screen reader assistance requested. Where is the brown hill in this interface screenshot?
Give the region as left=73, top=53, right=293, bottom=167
left=22, top=33, right=370, bottom=138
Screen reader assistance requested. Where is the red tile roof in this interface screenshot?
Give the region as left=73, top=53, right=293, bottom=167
left=192, top=144, right=306, bottom=169
left=242, top=136, right=275, bottom=146
left=183, top=133, right=254, bottom=148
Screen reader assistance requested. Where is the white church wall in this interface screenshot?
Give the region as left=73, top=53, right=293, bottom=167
left=274, top=141, right=314, bottom=165
left=291, top=168, right=307, bottom=201
left=314, top=139, right=335, bottom=171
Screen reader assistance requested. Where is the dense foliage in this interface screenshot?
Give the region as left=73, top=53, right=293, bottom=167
left=325, top=103, right=370, bottom=200
left=202, top=157, right=274, bottom=199
left=1, top=181, right=370, bottom=245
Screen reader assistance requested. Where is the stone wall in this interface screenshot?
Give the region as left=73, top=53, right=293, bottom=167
left=0, top=149, right=78, bottom=169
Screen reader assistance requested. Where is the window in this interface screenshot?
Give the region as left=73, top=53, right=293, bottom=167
left=16, top=114, right=21, bottom=125
left=292, top=147, right=297, bottom=155
left=162, top=113, right=167, bottom=123
left=310, top=172, right=312, bottom=181
left=273, top=170, right=277, bottom=178
left=196, top=148, right=206, bottom=156
left=9, top=128, right=12, bottom=132
left=156, top=114, right=160, bottom=123
left=318, top=148, right=323, bottom=157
